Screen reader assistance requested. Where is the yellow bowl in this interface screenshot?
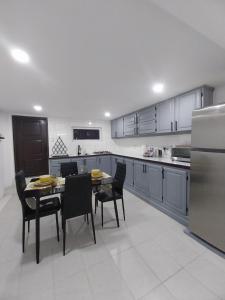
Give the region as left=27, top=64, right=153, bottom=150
left=91, top=169, right=103, bottom=178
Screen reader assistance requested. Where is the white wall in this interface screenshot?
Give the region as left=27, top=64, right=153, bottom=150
left=213, top=84, right=225, bottom=104
left=0, top=112, right=14, bottom=199
left=48, top=118, right=115, bottom=156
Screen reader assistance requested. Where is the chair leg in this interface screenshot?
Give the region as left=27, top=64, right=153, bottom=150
left=63, top=219, right=66, bottom=256
left=101, top=202, right=103, bottom=227
left=121, top=196, right=125, bottom=221
left=55, top=212, right=60, bottom=242
left=90, top=211, right=96, bottom=244
left=28, top=220, right=30, bottom=233
left=95, top=198, right=97, bottom=214
left=22, top=219, right=25, bottom=253
left=87, top=214, right=89, bottom=225
left=113, top=199, right=120, bottom=228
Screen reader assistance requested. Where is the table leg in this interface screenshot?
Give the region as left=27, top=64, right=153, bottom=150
left=35, top=193, right=40, bottom=264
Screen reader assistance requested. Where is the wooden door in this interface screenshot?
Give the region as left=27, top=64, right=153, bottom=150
left=12, top=115, right=49, bottom=176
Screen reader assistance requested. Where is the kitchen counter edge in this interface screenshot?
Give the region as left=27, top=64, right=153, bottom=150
left=49, top=153, right=190, bottom=169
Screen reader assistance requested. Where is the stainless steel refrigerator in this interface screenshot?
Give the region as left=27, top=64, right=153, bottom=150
left=190, top=104, right=225, bottom=252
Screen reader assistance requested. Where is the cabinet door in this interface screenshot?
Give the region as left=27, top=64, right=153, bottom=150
left=116, top=117, right=124, bottom=138
left=97, top=156, right=111, bottom=174
left=84, top=157, right=97, bottom=172
left=49, top=158, right=72, bottom=176
left=111, top=120, right=117, bottom=138
left=163, top=167, right=187, bottom=216
left=70, top=157, right=83, bottom=173
left=156, top=99, right=175, bottom=133
left=149, top=164, right=163, bottom=202
left=175, top=89, right=201, bottom=132
left=133, top=161, right=149, bottom=196
left=138, top=106, right=156, bottom=135
left=124, top=113, right=137, bottom=136
left=111, top=156, right=124, bottom=177
left=123, top=158, right=134, bottom=189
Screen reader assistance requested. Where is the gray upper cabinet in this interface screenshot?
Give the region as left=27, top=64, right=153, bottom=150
left=111, top=85, right=214, bottom=138
left=111, top=118, right=124, bottom=138
left=123, top=158, right=134, bottom=189
left=156, top=98, right=175, bottom=133
left=149, top=164, right=163, bottom=203
left=133, top=161, right=149, bottom=196
left=111, top=119, right=117, bottom=138
left=123, top=113, right=137, bottom=137
left=174, top=89, right=201, bottom=132
left=163, top=167, right=187, bottom=216
left=138, top=106, right=156, bottom=135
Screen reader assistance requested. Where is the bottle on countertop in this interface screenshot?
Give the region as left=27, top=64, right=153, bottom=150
left=77, top=145, right=81, bottom=156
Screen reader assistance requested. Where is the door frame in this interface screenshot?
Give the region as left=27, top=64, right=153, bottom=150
left=12, top=115, right=49, bottom=175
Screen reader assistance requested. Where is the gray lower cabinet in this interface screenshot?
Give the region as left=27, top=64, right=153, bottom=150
left=49, top=158, right=72, bottom=176
left=163, top=167, right=187, bottom=216
left=111, top=156, right=124, bottom=176
left=138, top=106, right=156, bottom=135
left=97, top=155, right=112, bottom=175
left=156, top=98, right=175, bottom=133
left=149, top=164, right=163, bottom=203
left=70, top=157, right=84, bottom=173
left=133, top=161, right=149, bottom=196
left=84, top=157, right=97, bottom=172
left=174, top=89, right=201, bottom=132
left=123, top=158, right=134, bottom=189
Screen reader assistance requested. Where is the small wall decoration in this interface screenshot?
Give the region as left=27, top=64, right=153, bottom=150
left=51, top=136, right=68, bottom=156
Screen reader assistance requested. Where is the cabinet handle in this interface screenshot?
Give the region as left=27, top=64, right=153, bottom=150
left=175, top=121, right=178, bottom=131
left=171, top=122, right=173, bottom=132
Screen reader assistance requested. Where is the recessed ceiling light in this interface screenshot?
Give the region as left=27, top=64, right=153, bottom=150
left=10, top=48, right=30, bottom=64
left=33, top=105, right=42, bottom=112
left=152, top=83, right=164, bottom=94
left=104, top=112, right=111, bottom=117
left=88, top=121, right=92, bottom=125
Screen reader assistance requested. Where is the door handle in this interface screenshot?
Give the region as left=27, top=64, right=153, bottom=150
left=171, top=122, right=173, bottom=132
left=175, top=121, right=178, bottom=131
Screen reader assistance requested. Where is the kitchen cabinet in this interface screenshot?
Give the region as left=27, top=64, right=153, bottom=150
left=174, top=89, right=201, bottom=132
left=123, top=113, right=137, bottom=137
left=138, top=106, right=156, bottom=135
left=163, top=167, right=187, bottom=216
left=156, top=98, right=175, bottom=133
left=111, top=156, right=123, bottom=177
left=111, top=118, right=124, bottom=138
left=70, top=157, right=84, bottom=173
left=133, top=161, right=149, bottom=196
left=97, top=155, right=111, bottom=175
left=149, top=164, right=163, bottom=203
left=111, top=85, right=213, bottom=138
left=123, top=158, right=134, bottom=189
left=84, top=157, right=97, bottom=172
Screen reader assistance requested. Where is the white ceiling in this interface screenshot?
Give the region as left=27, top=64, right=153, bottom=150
left=0, top=0, right=225, bottom=121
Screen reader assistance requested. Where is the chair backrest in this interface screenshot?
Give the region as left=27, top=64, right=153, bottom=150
left=60, top=162, right=78, bottom=178
left=15, top=170, right=29, bottom=214
left=113, top=162, right=126, bottom=193
left=63, top=174, right=92, bottom=220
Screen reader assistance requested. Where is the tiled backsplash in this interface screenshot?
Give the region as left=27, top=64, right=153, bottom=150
left=48, top=117, right=191, bottom=158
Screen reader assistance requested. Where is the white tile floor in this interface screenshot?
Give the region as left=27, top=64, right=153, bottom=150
left=0, top=189, right=225, bottom=300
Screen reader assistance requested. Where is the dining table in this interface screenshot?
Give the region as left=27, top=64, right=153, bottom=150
left=25, top=172, right=112, bottom=263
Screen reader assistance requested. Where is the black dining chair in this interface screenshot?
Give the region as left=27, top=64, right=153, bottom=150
left=60, top=162, right=78, bottom=178
left=15, top=170, right=61, bottom=254
left=61, top=174, right=96, bottom=256
left=95, top=162, right=126, bottom=228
